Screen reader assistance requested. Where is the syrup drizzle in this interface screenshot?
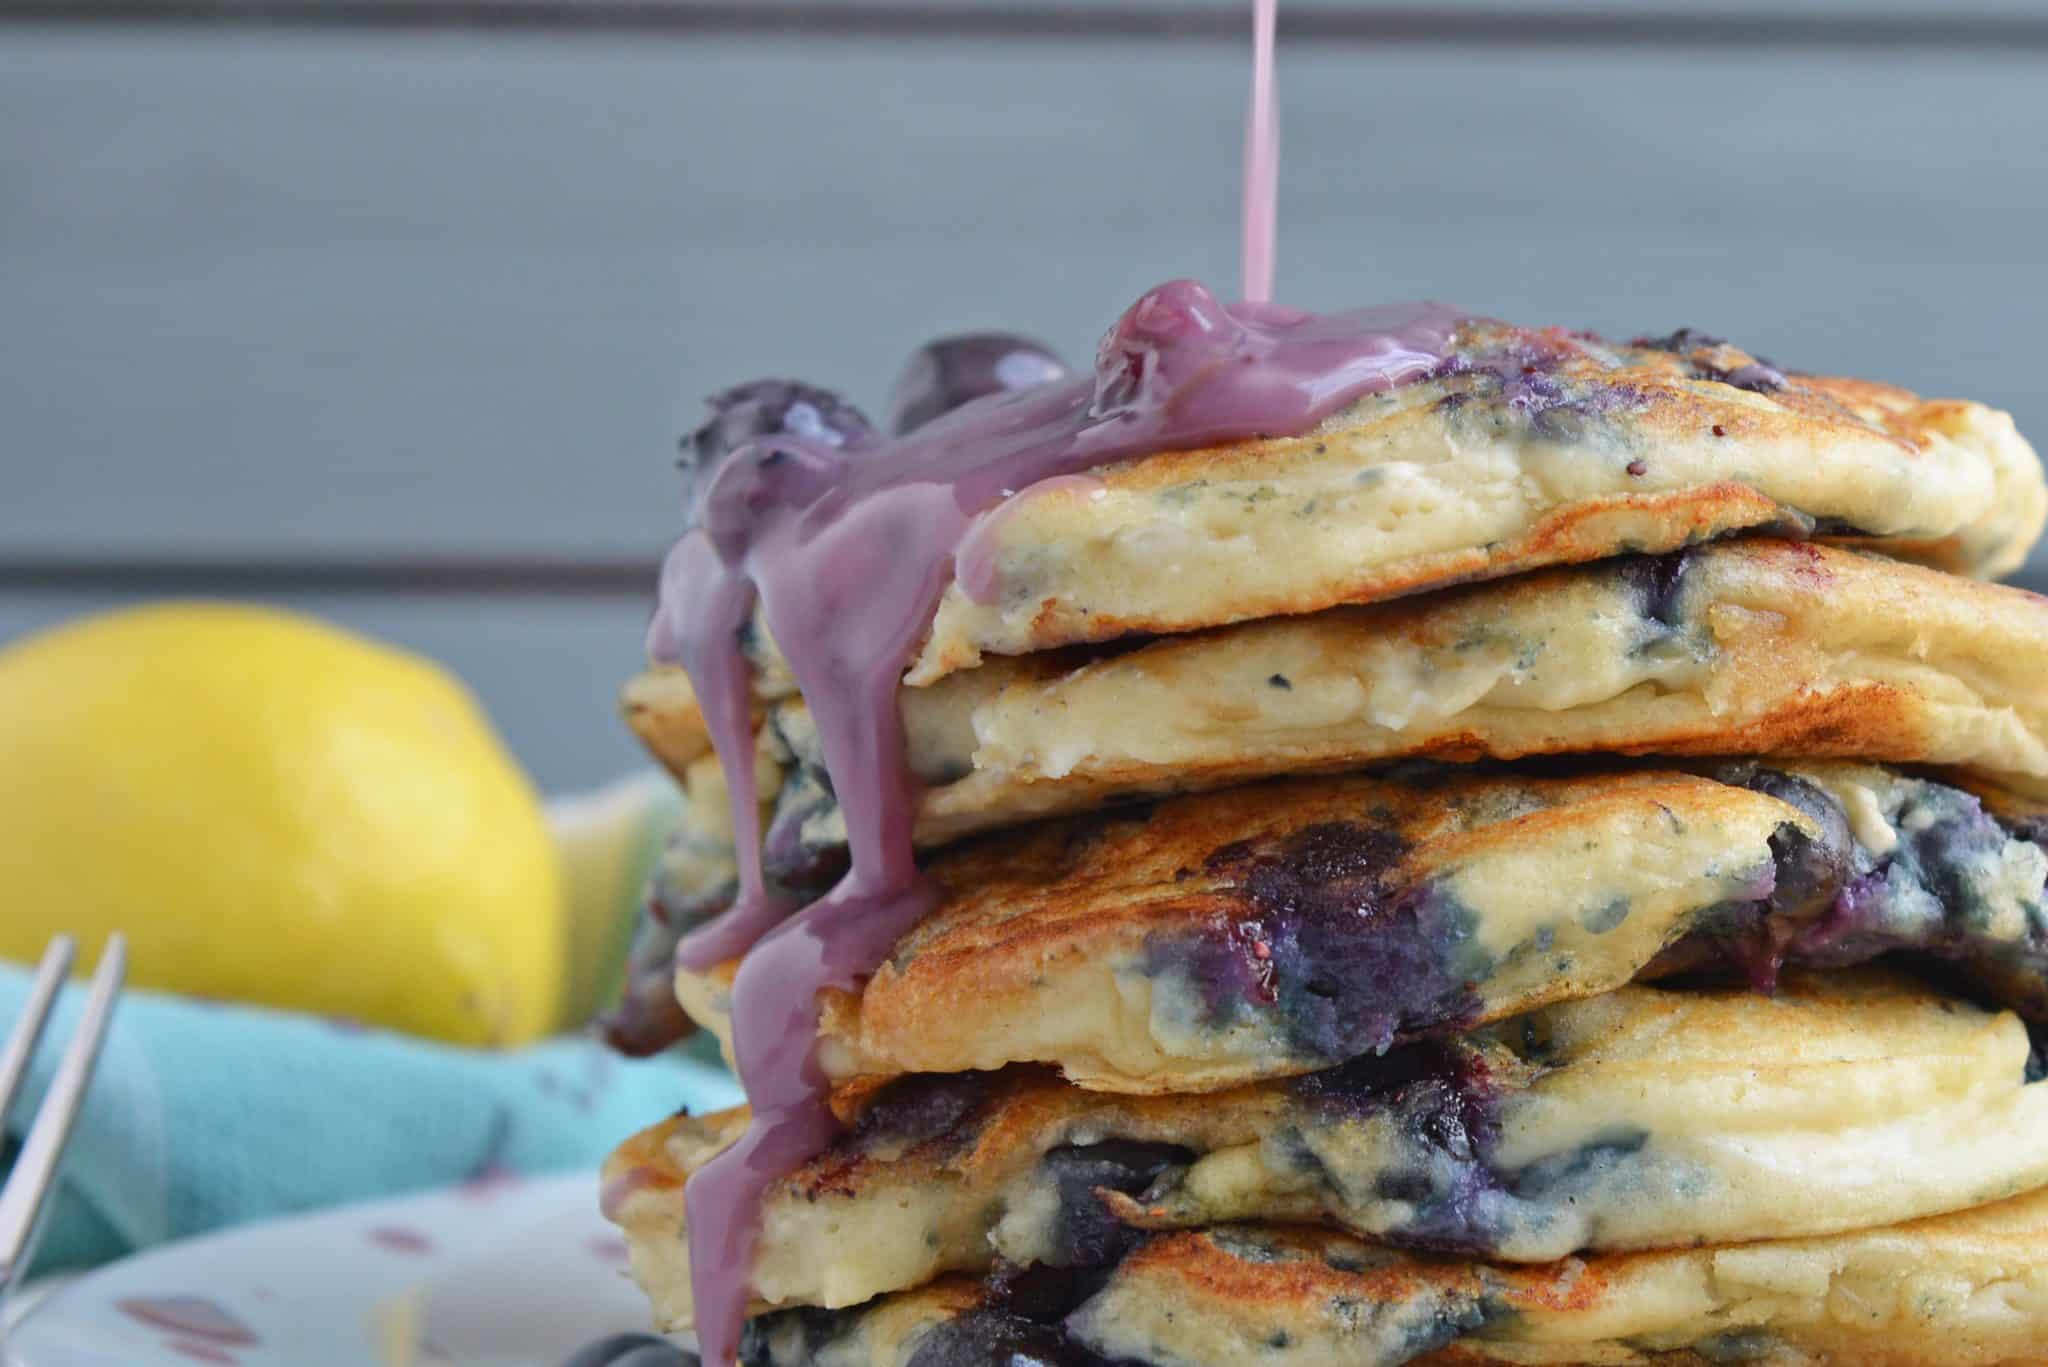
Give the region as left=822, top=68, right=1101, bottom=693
left=653, top=284, right=1465, bottom=1363
left=651, top=6, right=1470, bottom=1360
left=1242, top=0, right=1280, bottom=304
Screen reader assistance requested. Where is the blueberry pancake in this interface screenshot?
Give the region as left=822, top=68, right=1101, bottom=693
left=752, top=319, right=2044, bottom=690
left=601, top=283, right=2048, bottom=1367
left=601, top=750, right=761, bottom=1054
left=604, top=970, right=2048, bottom=1324
left=656, top=760, right=2048, bottom=1092
left=627, top=541, right=2048, bottom=855
left=727, top=1188, right=2048, bottom=1367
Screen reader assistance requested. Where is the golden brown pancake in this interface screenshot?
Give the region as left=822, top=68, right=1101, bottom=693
left=658, top=760, right=2048, bottom=1094
left=607, top=319, right=2048, bottom=1367
left=728, top=1189, right=2048, bottom=1366
left=628, top=542, right=2048, bottom=855
left=678, top=321, right=2043, bottom=692
left=606, top=972, right=2048, bottom=1323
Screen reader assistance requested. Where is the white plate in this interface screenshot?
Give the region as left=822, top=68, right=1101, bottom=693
left=4, top=1172, right=676, bottom=1367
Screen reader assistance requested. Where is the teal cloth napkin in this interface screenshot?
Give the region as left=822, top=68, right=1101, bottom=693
left=0, top=963, right=739, bottom=1276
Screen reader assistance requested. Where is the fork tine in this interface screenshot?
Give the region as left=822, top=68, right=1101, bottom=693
left=0, top=936, right=76, bottom=1141
left=0, top=934, right=124, bottom=1287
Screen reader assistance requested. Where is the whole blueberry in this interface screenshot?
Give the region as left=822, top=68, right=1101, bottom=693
left=681, top=379, right=872, bottom=514
left=888, top=333, right=1070, bottom=435
left=596, top=910, right=695, bottom=1058
left=1039, top=1140, right=1193, bottom=1266
left=558, top=1333, right=700, bottom=1367
left=1737, top=768, right=1851, bottom=925
left=905, top=1310, right=1104, bottom=1367
left=1630, top=327, right=1727, bottom=354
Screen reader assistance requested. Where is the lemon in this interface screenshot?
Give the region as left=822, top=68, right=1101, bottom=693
left=0, top=603, right=564, bottom=1047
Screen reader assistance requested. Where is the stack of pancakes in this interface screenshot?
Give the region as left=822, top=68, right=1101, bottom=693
left=603, top=320, right=2048, bottom=1365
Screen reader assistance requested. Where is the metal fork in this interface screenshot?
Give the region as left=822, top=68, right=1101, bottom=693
left=0, top=934, right=126, bottom=1319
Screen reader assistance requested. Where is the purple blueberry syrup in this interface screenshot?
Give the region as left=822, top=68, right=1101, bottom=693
left=646, top=280, right=1465, bottom=1364
left=1242, top=0, right=1280, bottom=303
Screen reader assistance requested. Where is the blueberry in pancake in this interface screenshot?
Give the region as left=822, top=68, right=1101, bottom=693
left=728, top=1189, right=2048, bottom=1367
left=666, top=313, right=2043, bottom=695
left=606, top=971, right=2048, bottom=1324
left=629, top=541, right=2048, bottom=856
left=652, top=761, right=2048, bottom=1092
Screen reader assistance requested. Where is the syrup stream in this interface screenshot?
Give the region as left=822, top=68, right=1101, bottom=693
left=653, top=6, right=1471, bottom=1362
left=1242, top=0, right=1280, bottom=304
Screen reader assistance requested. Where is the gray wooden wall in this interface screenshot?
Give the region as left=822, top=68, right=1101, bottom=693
left=5, top=3, right=2046, bottom=789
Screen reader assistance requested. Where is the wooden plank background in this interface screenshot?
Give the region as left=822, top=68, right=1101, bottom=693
left=4, top=5, right=2045, bottom=788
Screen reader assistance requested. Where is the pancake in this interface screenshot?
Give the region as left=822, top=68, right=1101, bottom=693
left=904, top=320, right=2047, bottom=685
left=601, top=750, right=757, bottom=1054
left=653, top=320, right=2043, bottom=698
left=627, top=541, right=2048, bottom=854
left=731, top=1188, right=2048, bottom=1366
left=662, top=760, right=2048, bottom=1092
left=604, top=971, right=2048, bottom=1320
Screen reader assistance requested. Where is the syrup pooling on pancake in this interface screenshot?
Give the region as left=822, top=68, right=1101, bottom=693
left=651, top=283, right=1467, bottom=1363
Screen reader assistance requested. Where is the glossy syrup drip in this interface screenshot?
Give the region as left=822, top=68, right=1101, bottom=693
left=1242, top=0, right=1280, bottom=304
left=648, top=281, right=1465, bottom=1366
left=649, top=5, right=1472, bottom=1360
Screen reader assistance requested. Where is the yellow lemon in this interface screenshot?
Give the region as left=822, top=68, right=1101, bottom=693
left=0, top=602, right=564, bottom=1046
